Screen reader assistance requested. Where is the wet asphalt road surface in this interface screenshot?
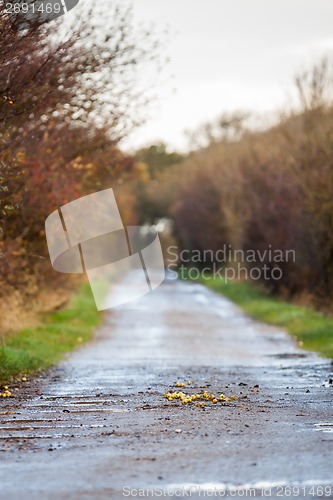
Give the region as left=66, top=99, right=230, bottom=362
left=0, top=277, right=332, bottom=499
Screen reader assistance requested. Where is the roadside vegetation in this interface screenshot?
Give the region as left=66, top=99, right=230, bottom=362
left=136, top=58, right=333, bottom=315
left=0, top=281, right=107, bottom=385
left=0, top=1, right=161, bottom=334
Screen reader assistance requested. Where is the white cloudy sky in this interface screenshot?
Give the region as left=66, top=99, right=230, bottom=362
left=123, top=0, right=333, bottom=151
left=68, top=0, right=333, bottom=151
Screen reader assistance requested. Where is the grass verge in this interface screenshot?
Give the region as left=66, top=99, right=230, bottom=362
left=188, top=273, right=333, bottom=359
left=0, top=280, right=108, bottom=384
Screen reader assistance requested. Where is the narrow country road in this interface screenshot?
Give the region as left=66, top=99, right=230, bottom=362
left=1, top=276, right=332, bottom=499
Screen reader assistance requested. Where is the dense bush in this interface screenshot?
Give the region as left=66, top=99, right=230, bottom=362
left=136, top=59, right=333, bottom=310
left=0, top=1, right=159, bottom=328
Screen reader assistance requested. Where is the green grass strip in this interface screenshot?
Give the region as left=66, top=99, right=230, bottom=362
left=0, top=281, right=108, bottom=384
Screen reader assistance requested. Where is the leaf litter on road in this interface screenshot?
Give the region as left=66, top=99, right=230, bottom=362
left=164, top=381, right=238, bottom=407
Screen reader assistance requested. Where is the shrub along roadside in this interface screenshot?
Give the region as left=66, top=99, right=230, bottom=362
left=189, top=275, right=333, bottom=359
left=0, top=281, right=108, bottom=385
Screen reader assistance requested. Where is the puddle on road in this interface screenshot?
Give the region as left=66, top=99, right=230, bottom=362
left=314, top=422, right=333, bottom=433
left=15, top=400, right=123, bottom=410
left=71, top=400, right=109, bottom=405
left=0, top=433, right=77, bottom=440
left=0, top=424, right=107, bottom=431
left=266, top=353, right=309, bottom=360
left=1, top=419, right=53, bottom=424
left=41, top=395, right=110, bottom=401
left=68, top=408, right=130, bottom=413
left=27, top=399, right=117, bottom=406
left=215, top=308, right=239, bottom=319
left=194, top=293, right=209, bottom=305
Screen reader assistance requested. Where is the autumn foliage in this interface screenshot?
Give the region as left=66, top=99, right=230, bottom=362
left=137, top=59, right=333, bottom=311
left=0, top=1, right=158, bottom=329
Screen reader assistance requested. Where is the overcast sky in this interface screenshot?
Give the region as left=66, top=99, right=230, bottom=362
left=67, top=1, right=333, bottom=151
left=118, top=0, right=332, bottom=151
